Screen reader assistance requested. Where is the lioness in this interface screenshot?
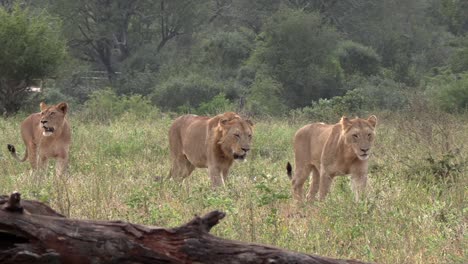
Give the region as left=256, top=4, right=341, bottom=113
left=169, top=112, right=253, bottom=187
left=287, top=115, right=377, bottom=202
left=7, top=102, right=71, bottom=176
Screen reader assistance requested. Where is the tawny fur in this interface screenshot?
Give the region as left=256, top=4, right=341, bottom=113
left=288, top=115, right=377, bottom=202
left=7, top=102, right=71, bottom=176
left=169, top=112, right=253, bottom=187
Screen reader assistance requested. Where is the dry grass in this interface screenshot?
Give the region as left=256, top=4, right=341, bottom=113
left=0, top=111, right=466, bottom=263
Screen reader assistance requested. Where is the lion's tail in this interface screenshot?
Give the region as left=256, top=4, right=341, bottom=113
left=7, top=144, right=28, bottom=162
left=286, top=162, right=293, bottom=179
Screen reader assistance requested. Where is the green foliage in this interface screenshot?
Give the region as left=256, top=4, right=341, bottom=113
left=82, top=88, right=158, bottom=123
left=246, top=72, right=286, bottom=116
left=0, top=5, right=66, bottom=114
left=116, top=67, right=160, bottom=97
left=248, top=8, right=343, bottom=108
left=199, top=29, right=255, bottom=70
left=292, top=89, right=365, bottom=123
left=434, top=0, right=468, bottom=36
left=403, top=149, right=465, bottom=184
left=253, top=174, right=290, bottom=207
left=337, top=41, right=381, bottom=77
left=449, top=37, right=468, bottom=73
left=0, top=5, right=66, bottom=80
left=425, top=150, right=465, bottom=182
left=358, top=76, right=409, bottom=111
left=196, top=93, right=234, bottom=115
left=427, top=72, right=468, bottom=113
left=151, top=74, right=222, bottom=112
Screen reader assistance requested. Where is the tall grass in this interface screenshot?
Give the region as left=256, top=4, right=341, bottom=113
left=0, top=111, right=466, bottom=263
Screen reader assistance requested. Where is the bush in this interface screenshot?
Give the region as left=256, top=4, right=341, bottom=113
left=81, top=88, right=158, bottom=123
left=151, top=74, right=222, bottom=112
left=449, top=37, right=468, bottom=73
left=337, top=41, right=381, bottom=77
left=246, top=72, right=286, bottom=116
left=199, top=30, right=255, bottom=70
left=196, top=93, right=234, bottom=115
left=0, top=5, right=66, bottom=114
left=115, top=68, right=160, bottom=97
left=292, top=89, right=365, bottom=123
left=358, top=76, right=409, bottom=111
left=248, top=8, right=343, bottom=108
left=427, top=72, right=468, bottom=113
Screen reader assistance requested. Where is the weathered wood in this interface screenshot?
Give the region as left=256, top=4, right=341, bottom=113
left=0, top=192, right=373, bottom=264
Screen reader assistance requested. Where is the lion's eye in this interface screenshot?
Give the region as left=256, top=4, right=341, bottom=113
left=248, top=134, right=252, bottom=139
left=234, top=134, right=240, bottom=138
left=50, top=112, right=55, bottom=116
left=352, top=134, right=358, bottom=139
left=367, top=133, right=371, bottom=137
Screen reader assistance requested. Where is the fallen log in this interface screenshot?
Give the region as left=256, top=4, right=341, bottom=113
left=0, top=192, right=373, bottom=264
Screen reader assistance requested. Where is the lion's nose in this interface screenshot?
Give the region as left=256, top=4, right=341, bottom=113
left=41, top=120, right=47, bottom=124
left=361, top=148, right=369, bottom=153
left=242, top=147, right=250, bottom=153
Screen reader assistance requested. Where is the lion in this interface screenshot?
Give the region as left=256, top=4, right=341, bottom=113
left=287, top=115, right=377, bottom=202
left=7, top=102, right=71, bottom=176
left=169, top=112, right=253, bottom=187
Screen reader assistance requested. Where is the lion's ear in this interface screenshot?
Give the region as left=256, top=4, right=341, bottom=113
left=40, top=102, right=48, bottom=111
left=245, top=119, right=254, bottom=127
left=367, top=115, right=377, bottom=128
left=340, top=116, right=352, bottom=131
left=218, top=117, right=229, bottom=129
left=56, top=102, right=68, bottom=114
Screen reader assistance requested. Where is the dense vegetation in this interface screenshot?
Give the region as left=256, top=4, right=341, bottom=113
left=0, top=0, right=467, bottom=115
left=0, top=1, right=467, bottom=263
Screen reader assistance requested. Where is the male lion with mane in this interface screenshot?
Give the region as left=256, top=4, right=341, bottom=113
left=287, top=115, right=377, bottom=202
left=7, top=102, right=71, bottom=176
left=169, top=112, right=253, bottom=187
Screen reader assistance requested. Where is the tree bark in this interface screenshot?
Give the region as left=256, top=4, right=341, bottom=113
left=0, top=192, right=372, bottom=264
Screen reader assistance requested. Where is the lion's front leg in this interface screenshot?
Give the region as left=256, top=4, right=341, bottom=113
left=351, top=174, right=368, bottom=202
left=56, top=157, right=69, bottom=177
left=208, top=166, right=224, bottom=187
left=221, top=167, right=230, bottom=186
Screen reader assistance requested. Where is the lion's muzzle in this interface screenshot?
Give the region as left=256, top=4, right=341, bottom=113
left=41, top=120, right=55, bottom=136
left=358, top=148, right=371, bottom=160
left=233, top=147, right=250, bottom=161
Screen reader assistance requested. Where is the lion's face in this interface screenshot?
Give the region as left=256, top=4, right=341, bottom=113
left=341, top=116, right=377, bottom=161
left=218, top=114, right=254, bottom=161
left=39, top=102, right=68, bottom=137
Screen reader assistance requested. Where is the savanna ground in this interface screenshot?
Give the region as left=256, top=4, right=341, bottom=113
left=0, top=110, right=466, bottom=264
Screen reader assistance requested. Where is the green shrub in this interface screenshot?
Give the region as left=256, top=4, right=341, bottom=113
left=246, top=72, right=286, bottom=116
left=196, top=93, right=234, bottom=115
left=449, top=39, right=468, bottom=73
left=199, top=30, right=255, bottom=70
left=337, top=40, right=381, bottom=77
left=81, top=88, right=158, bottom=123
left=248, top=8, right=343, bottom=108
left=292, top=89, right=365, bottom=123
left=403, top=149, right=465, bottom=184
left=116, top=68, right=160, bottom=96
left=151, top=74, right=222, bottom=112
left=358, top=76, right=409, bottom=111
left=427, top=72, right=468, bottom=113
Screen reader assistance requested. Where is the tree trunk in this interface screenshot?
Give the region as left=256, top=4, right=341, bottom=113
left=0, top=192, right=372, bottom=264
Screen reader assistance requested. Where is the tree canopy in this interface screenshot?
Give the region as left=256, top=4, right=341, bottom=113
left=0, top=4, right=66, bottom=114
left=2, top=0, right=467, bottom=114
